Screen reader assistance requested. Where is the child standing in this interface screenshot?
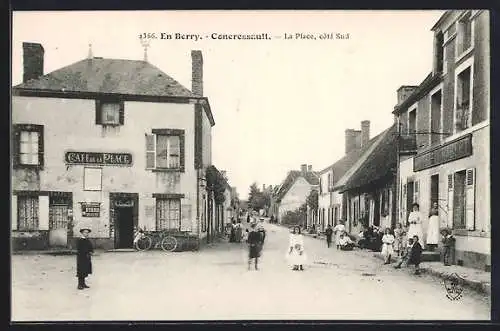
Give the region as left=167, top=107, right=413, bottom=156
left=393, top=223, right=405, bottom=257
left=441, top=228, right=455, bottom=266
left=381, top=228, right=395, bottom=264
left=408, top=235, right=423, bottom=275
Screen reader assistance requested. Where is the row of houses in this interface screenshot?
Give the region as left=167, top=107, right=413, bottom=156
left=11, top=42, right=239, bottom=250
left=270, top=10, right=490, bottom=271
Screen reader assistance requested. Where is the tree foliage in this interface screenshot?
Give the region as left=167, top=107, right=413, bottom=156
left=248, top=182, right=267, bottom=211
left=306, top=189, right=318, bottom=212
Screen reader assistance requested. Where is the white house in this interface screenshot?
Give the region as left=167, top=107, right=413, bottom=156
left=12, top=42, right=216, bottom=250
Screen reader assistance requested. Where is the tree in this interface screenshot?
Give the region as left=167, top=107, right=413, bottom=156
left=281, top=203, right=307, bottom=227
left=306, top=189, right=318, bottom=212
left=248, top=182, right=266, bottom=211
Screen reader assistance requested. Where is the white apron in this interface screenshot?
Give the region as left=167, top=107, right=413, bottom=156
left=381, top=234, right=395, bottom=258
left=426, top=215, right=440, bottom=245
left=407, top=211, right=424, bottom=248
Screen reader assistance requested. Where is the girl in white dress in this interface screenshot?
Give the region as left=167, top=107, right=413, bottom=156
left=407, top=203, right=424, bottom=250
left=286, top=226, right=307, bottom=271
left=333, top=221, right=346, bottom=250
left=381, top=228, right=395, bottom=264
left=426, top=202, right=440, bottom=251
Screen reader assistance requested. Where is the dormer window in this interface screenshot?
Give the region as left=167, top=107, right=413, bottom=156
left=95, top=99, right=124, bottom=126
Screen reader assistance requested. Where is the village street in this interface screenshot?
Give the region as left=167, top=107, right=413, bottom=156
left=11, top=222, right=490, bottom=321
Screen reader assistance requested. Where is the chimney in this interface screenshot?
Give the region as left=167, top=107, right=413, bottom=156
left=262, top=184, right=266, bottom=191
left=361, top=120, right=370, bottom=147
left=191, top=50, right=203, bottom=97
left=397, top=85, right=418, bottom=105
left=300, top=164, right=307, bottom=175
left=23, top=42, right=44, bottom=83
left=345, top=129, right=362, bottom=154
left=308, top=165, right=312, bottom=172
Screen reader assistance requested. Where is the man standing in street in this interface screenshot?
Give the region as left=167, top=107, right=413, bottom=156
left=325, top=225, right=333, bottom=248
left=76, top=228, right=94, bottom=290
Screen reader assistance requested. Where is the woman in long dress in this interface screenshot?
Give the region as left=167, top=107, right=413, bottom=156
left=426, top=202, right=440, bottom=251
left=407, top=203, right=424, bottom=250
left=286, top=226, right=307, bottom=271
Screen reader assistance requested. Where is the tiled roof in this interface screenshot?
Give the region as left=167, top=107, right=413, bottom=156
left=275, top=170, right=319, bottom=202
left=13, top=58, right=195, bottom=97
left=340, top=124, right=398, bottom=192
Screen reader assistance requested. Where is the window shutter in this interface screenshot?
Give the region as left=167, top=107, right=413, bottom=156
left=119, top=101, right=125, bottom=125
left=402, top=184, right=407, bottom=223
left=95, top=100, right=102, bottom=124
left=179, top=133, right=185, bottom=172
left=12, top=195, right=18, bottom=231
left=39, top=195, right=50, bottom=230
left=12, top=126, right=20, bottom=168
left=414, top=180, right=420, bottom=204
left=38, top=126, right=44, bottom=167
left=447, top=174, right=454, bottom=228
left=145, top=134, right=156, bottom=169
left=465, top=168, right=476, bottom=231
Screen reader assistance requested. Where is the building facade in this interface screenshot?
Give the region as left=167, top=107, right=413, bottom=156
left=394, top=10, right=490, bottom=270
left=12, top=43, right=216, bottom=250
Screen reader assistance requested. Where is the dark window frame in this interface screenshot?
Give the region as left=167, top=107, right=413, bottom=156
left=95, top=99, right=124, bottom=126
left=12, top=124, right=44, bottom=169
left=149, top=129, right=186, bottom=172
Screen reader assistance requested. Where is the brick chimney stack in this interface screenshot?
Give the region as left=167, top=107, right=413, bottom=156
left=361, top=120, right=370, bottom=147
left=345, top=129, right=361, bottom=154
left=300, top=164, right=307, bottom=175
left=308, top=165, right=312, bottom=172
left=23, top=42, right=44, bottom=83
left=191, top=50, right=203, bottom=97
left=397, top=85, right=418, bottom=105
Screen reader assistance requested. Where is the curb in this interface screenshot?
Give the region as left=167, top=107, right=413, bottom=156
left=371, top=252, right=491, bottom=296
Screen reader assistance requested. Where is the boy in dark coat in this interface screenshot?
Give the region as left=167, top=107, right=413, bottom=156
left=325, top=225, right=333, bottom=248
left=408, top=235, right=423, bottom=275
left=441, top=229, right=455, bottom=266
left=247, top=223, right=261, bottom=270
left=76, top=228, right=94, bottom=290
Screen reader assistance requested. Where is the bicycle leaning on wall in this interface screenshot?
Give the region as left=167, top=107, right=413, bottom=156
left=133, top=227, right=178, bottom=252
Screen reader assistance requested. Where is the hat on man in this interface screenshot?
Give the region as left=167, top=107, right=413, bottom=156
left=79, top=228, right=92, bottom=234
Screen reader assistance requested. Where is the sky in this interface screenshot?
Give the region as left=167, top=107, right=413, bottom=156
left=12, top=10, right=445, bottom=200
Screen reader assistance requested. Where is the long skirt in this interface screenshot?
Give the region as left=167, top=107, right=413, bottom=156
left=286, top=249, right=307, bottom=266
left=426, top=216, right=440, bottom=245
left=381, top=243, right=394, bottom=260
left=407, top=224, right=424, bottom=247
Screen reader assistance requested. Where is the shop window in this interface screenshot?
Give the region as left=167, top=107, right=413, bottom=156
left=13, top=124, right=44, bottom=169
left=95, top=100, right=124, bottom=126
left=18, top=195, right=39, bottom=230
left=146, top=129, right=185, bottom=172
left=156, top=198, right=181, bottom=231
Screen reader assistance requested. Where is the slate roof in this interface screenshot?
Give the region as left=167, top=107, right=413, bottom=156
left=13, top=58, right=195, bottom=97
left=339, top=124, right=398, bottom=192
left=275, top=170, right=320, bottom=202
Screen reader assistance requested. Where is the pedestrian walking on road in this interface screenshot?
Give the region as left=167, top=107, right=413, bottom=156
left=333, top=221, right=346, bottom=250
left=381, top=228, right=395, bottom=264
left=325, top=225, right=333, bottom=248
left=287, top=226, right=307, bottom=271
left=76, top=228, right=94, bottom=290
left=247, top=223, right=261, bottom=270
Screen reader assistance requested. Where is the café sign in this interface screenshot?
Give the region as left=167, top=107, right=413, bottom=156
left=65, top=152, right=132, bottom=166
left=414, top=134, right=472, bottom=172
left=81, top=202, right=101, bottom=217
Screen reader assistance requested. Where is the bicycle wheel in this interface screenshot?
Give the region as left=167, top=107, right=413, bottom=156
left=161, top=236, right=177, bottom=252
left=136, top=236, right=152, bottom=251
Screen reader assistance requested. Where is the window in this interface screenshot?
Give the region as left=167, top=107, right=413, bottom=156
left=434, top=32, right=444, bottom=73
left=156, top=198, right=181, bottom=231
left=456, top=66, right=472, bottom=132
left=18, top=195, right=39, bottom=230
left=95, top=100, right=124, bottom=126
left=146, top=129, right=185, bottom=171
left=449, top=168, right=476, bottom=230
left=430, top=90, right=443, bottom=145
left=408, top=108, right=417, bottom=136
left=13, top=124, right=44, bottom=168
left=84, top=167, right=102, bottom=191
left=456, top=11, right=473, bottom=58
